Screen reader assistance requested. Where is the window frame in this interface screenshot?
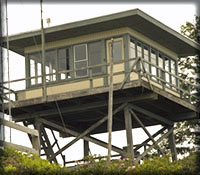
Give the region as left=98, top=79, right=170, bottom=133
left=73, top=44, right=88, bottom=78
left=129, top=35, right=178, bottom=91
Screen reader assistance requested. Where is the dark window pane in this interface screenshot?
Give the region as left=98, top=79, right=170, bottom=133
left=75, top=45, right=86, bottom=61
left=58, top=48, right=70, bottom=79
left=74, top=44, right=88, bottom=77
left=88, top=41, right=102, bottom=74
left=29, top=52, right=41, bottom=62
left=58, top=49, right=66, bottom=71
left=112, top=41, right=122, bottom=62
left=75, top=61, right=87, bottom=69
left=75, top=60, right=88, bottom=77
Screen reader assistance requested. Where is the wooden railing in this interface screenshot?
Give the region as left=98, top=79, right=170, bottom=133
left=0, top=118, right=39, bottom=155
left=0, top=57, right=198, bottom=105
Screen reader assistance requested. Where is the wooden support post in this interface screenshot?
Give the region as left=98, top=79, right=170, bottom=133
left=34, top=120, right=41, bottom=156
left=83, top=140, right=89, bottom=158
left=124, top=107, right=134, bottom=160
left=167, top=125, right=177, bottom=161
left=32, top=135, right=40, bottom=156
left=107, top=38, right=114, bottom=162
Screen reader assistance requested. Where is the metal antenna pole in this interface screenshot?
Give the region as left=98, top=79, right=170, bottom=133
left=5, top=0, right=12, bottom=143
left=0, top=0, right=5, bottom=143
left=40, top=0, right=47, bottom=101
left=107, top=38, right=114, bottom=162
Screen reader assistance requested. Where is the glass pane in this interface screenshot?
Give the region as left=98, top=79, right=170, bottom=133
left=165, top=58, right=170, bottom=86
left=137, top=43, right=142, bottom=57
left=58, top=48, right=70, bottom=79
left=144, top=46, right=149, bottom=72
left=46, top=50, right=57, bottom=82
left=129, top=40, right=136, bottom=69
left=158, top=54, right=164, bottom=81
left=75, top=61, right=87, bottom=69
left=112, top=41, right=122, bottom=62
left=30, top=59, right=35, bottom=85
left=75, top=61, right=88, bottom=77
left=37, top=63, right=42, bottom=84
left=75, top=45, right=86, bottom=61
left=88, top=41, right=102, bottom=74
left=171, top=60, right=176, bottom=86
left=58, top=49, right=66, bottom=71
left=29, top=52, right=41, bottom=85
left=151, top=50, right=157, bottom=80
left=29, top=52, right=41, bottom=63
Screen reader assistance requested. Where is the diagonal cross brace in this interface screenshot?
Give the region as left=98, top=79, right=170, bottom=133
left=46, top=103, right=127, bottom=161
left=140, top=58, right=154, bottom=91
left=135, top=127, right=173, bottom=163
left=119, top=57, right=140, bottom=89
left=38, top=120, right=126, bottom=159
left=129, top=108, right=165, bottom=155
left=135, top=126, right=166, bottom=151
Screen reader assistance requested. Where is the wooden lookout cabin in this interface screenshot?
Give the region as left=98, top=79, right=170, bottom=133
left=2, top=9, right=200, bottom=164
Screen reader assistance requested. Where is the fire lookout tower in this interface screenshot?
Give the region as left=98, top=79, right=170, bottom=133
left=2, top=9, right=200, bottom=165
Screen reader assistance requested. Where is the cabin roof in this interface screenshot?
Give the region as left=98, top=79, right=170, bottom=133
left=4, top=8, right=200, bottom=57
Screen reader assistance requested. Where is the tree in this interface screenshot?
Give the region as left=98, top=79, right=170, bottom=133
left=173, top=16, right=200, bottom=155
left=148, top=17, right=200, bottom=158
left=179, top=16, right=200, bottom=104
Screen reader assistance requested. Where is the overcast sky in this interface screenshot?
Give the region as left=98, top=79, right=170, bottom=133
left=2, top=2, right=198, bottom=164
left=3, top=2, right=197, bottom=35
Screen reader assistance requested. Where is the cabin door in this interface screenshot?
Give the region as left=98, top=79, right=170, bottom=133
left=106, top=38, right=125, bottom=84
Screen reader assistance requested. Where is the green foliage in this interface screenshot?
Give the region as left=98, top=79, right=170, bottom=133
left=0, top=147, right=65, bottom=175
left=180, top=16, right=199, bottom=42
left=167, top=15, right=200, bottom=157
left=0, top=148, right=199, bottom=175
left=178, top=151, right=200, bottom=174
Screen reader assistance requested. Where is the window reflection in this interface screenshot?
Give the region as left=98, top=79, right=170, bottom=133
left=74, top=44, right=88, bottom=78
left=88, top=41, right=102, bottom=74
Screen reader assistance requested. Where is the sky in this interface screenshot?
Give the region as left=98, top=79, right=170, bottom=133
left=1, top=1, right=198, bottom=165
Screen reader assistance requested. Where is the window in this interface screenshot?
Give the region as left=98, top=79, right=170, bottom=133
left=165, top=57, right=170, bottom=87
left=137, top=42, right=142, bottom=58
left=88, top=41, right=102, bottom=74
left=58, top=48, right=70, bottom=80
left=158, top=53, right=164, bottom=82
left=129, top=36, right=178, bottom=92
left=171, top=59, right=177, bottom=86
left=74, top=44, right=88, bottom=77
left=111, top=40, right=122, bottom=62
left=45, top=50, right=57, bottom=82
left=143, top=46, right=149, bottom=72
left=29, top=52, right=42, bottom=85
left=129, top=40, right=136, bottom=69
left=151, top=49, right=157, bottom=80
